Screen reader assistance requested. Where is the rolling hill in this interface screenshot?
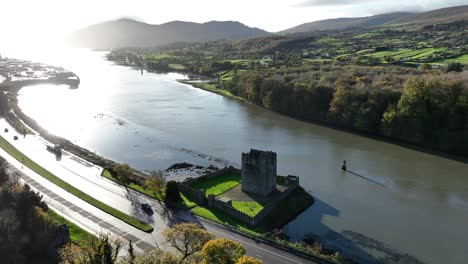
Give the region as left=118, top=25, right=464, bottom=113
left=281, top=5, right=468, bottom=34
left=281, top=12, right=414, bottom=34
left=388, top=5, right=468, bottom=26
left=67, top=18, right=271, bottom=49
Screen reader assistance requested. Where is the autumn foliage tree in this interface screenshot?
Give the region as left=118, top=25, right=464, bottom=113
left=201, top=238, right=246, bottom=264
left=60, top=233, right=122, bottom=264
left=236, top=256, right=263, bottom=264
left=163, top=223, right=214, bottom=260
left=113, top=163, right=133, bottom=185
left=144, top=170, right=166, bottom=198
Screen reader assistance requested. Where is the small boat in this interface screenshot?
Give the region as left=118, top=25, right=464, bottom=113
left=341, top=160, right=347, bottom=171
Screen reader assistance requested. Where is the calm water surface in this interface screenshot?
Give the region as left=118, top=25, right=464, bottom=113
left=6, top=48, right=468, bottom=263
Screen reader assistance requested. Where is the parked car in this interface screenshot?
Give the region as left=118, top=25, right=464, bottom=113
left=141, top=203, right=152, bottom=214
left=46, top=144, right=62, bottom=156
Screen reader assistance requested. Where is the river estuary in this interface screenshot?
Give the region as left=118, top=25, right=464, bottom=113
left=4, top=48, right=468, bottom=263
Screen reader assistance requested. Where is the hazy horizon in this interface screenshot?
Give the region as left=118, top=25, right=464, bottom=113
left=0, top=0, right=466, bottom=48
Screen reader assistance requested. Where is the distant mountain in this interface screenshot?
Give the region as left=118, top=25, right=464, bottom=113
left=387, top=5, right=468, bottom=26
left=281, top=5, right=468, bottom=34
left=281, top=12, right=414, bottom=34
left=67, top=19, right=271, bottom=48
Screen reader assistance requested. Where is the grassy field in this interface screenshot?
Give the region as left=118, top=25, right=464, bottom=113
left=220, top=70, right=235, bottom=81
left=168, top=63, right=186, bottom=70
left=409, top=48, right=447, bottom=59
left=315, top=38, right=342, bottom=45
left=47, top=209, right=95, bottom=246
left=368, top=48, right=449, bottom=62
left=438, top=53, right=468, bottom=64
left=148, top=53, right=173, bottom=59
left=101, top=169, right=196, bottom=209
left=369, top=49, right=412, bottom=59
left=191, top=173, right=241, bottom=196
left=353, top=32, right=378, bottom=39
left=231, top=201, right=264, bottom=217
left=0, top=136, right=153, bottom=233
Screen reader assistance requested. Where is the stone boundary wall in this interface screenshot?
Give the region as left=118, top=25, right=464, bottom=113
left=178, top=183, right=206, bottom=205
left=251, top=181, right=299, bottom=225
left=178, top=167, right=301, bottom=227
left=207, top=181, right=299, bottom=226
left=208, top=195, right=256, bottom=225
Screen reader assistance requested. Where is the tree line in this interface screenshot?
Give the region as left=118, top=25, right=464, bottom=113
left=222, top=65, right=468, bottom=156
left=0, top=158, right=61, bottom=263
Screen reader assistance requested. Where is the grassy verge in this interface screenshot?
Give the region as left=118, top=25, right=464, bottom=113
left=101, top=169, right=196, bottom=210
left=184, top=81, right=248, bottom=103
left=47, top=209, right=95, bottom=246
left=191, top=173, right=241, bottom=196
left=0, top=136, right=153, bottom=233
left=191, top=206, right=260, bottom=237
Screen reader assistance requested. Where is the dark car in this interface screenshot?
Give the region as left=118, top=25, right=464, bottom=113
left=46, top=144, right=62, bottom=156
left=141, top=203, right=153, bottom=214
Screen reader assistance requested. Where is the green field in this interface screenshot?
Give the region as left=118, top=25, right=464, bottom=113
left=0, top=136, right=153, bottom=233
left=168, top=63, right=186, bottom=70
left=353, top=32, right=378, bottom=39
left=148, top=53, right=173, bottom=59
left=191, top=173, right=241, bottom=196
left=438, top=53, right=468, bottom=64
left=368, top=48, right=449, bottom=62
left=409, top=48, right=447, bottom=59
left=315, top=37, right=342, bottom=45
left=369, top=49, right=412, bottom=59
left=231, top=201, right=264, bottom=217
left=220, top=70, right=238, bottom=81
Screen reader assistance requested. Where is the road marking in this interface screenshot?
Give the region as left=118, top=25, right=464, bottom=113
left=175, top=214, right=305, bottom=264
left=209, top=228, right=304, bottom=264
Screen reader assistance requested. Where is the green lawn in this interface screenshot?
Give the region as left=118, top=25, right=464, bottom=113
left=168, top=63, right=186, bottom=70
left=47, top=209, right=95, bottom=246
left=0, top=136, right=153, bottom=233
left=231, top=201, right=264, bottom=217
left=191, top=173, right=241, bottom=196
left=191, top=206, right=259, bottom=236
left=148, top=53, right=173, bottom=59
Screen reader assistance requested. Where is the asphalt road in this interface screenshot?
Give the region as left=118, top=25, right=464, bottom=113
left=0, top=119, right=319, bottom=264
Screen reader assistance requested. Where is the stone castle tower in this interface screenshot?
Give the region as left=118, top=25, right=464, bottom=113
left=241, top=149, right=277, bottom=197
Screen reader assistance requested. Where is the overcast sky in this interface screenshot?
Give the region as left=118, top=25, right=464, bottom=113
left=0, top=0, right=466, bottom=46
